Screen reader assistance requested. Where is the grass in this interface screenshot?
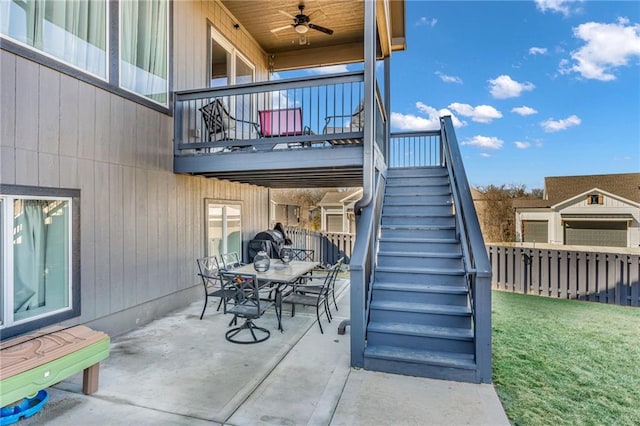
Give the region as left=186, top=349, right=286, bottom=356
left=492, top=291, right=640, bottom=426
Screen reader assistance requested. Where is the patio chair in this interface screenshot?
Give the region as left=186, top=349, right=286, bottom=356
left=220, top=271, right=281, bottom=344
left=288, top=248, right=314, bottom=261
left=322, top=100, right=364, bottom=145
left=196, top=256, right=237, bottom=320
left=281, top=261, right=339, bottom=334
left=298, top=257, right=344, bottom=315
left=221, top=252, right=245, bottom=270
left=259, top=107, right=314, bottom=148
left=199, top=98, right=260, bottom=150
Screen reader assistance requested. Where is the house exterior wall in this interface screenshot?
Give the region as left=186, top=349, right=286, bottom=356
left=0, top=1, right=271, bottom=337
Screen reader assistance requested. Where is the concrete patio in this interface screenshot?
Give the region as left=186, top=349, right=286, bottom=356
left=17, top=280, right=509, bottom=425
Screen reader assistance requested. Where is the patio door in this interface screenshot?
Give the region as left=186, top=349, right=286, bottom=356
left=205, top=200, right=242, bottom=260
left=209, top=26, right=255, bottom=130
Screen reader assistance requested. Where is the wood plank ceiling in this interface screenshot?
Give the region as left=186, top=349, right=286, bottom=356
left=221, top=0, right=365, bottom=70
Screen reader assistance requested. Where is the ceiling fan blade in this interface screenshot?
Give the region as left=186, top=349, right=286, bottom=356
left=271, top=24, right=293, bottom=33
left=309, top=23, right=334, bottom=35
left=278, top=10, right=296, bottom=20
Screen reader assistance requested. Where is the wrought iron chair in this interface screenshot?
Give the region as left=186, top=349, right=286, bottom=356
left=297, top=257, right=344, bottom=314
left=199, top=98, right=260, bottom=151
left=221, top=252, right=245, bottom=270
left=281, top=261, right=340, bottom=334
left=196, top=256, right=237, bottom=320
left=322, top=100, right=364, bottom=145
left=220, top=271, right=281, bottom=344
left=289, top=248, right=315, bottom=261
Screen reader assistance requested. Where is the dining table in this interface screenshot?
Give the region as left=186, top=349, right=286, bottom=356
left=233, top=259, right=319, bottom=331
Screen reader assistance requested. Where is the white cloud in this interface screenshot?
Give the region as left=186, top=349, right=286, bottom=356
left=448, top=102, right=502, bottom=123
left=535, top=0, right=582, bottom=17
left=529, top=47, right=548, bottom=55
left=515, top=141, right=531, bottom=149
left=541, top=115, right=581, bottom=132
left=511, top=106, right=538, bottom=116
left=560, top=18, right=640, bottom=81
left=614, top=156, right=633, bottom=161
left=308, top=64, right=350, bottom=75
left=488, top=75, right=535, bottom=99
left=390, top=102, right=465, bottom=131
left=480, top=153, right=491, bottom=158
left=461, top=135, right=504, bottom=150
left=435, top=71, right=463, bottom=84
left=417, top=17, right=437, bottom=27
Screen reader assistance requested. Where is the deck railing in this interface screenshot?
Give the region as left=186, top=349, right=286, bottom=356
left=389, top=131, right=442, bottom=167
left=489, top=244, right=640, bottom=307
left=440, top=116, right=492, bottom=383
left=283, top=226, right=354, bottom=266
left=174, top=72, right=366, bottom=154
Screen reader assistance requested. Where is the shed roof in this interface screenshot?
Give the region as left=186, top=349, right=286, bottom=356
left=544, top=173, right=640, bottom=204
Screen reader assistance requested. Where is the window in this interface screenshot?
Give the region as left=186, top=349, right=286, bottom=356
left=205, top=200, right=242, bottom=260
left=120, top=0, right=168, bottom=105
left=0, top=0, right=108, bottom=78
left=1, top=0, right=169, bottom=108
left=1, top=185, right=80, bottom=340
left=587, top=194, right=603, bottom=205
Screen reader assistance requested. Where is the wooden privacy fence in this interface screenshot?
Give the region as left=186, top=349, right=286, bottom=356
left=284, top=226, right=354, bottom=266
left=488, top=245, right=640, bottom=307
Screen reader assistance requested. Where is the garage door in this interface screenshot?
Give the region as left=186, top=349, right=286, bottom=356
left=564, top=221, right=627, bottom=247
left=522, top=221, right=548, bottom=243
left=327, top=215, right=343, bottom=233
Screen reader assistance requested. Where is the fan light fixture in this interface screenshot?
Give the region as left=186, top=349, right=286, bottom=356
left=294, top=23, right=309, bottom=34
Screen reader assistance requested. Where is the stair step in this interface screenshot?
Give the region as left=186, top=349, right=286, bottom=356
left=368, top=322, right=473, bottom=341
left=381, top=224, right=455, bottom=231
left=388, top=167, right=448, bottom=177
left=370, top=300, right=471, bottom=316
left=378, top=251, right=462, bottom=259
left=373, top=282, right=468, bottom=294
left=364, top=345, right=476, bottom=370
left=386, top=180, right=449, bottom=188
left=376, top=266, right=465, bottom=276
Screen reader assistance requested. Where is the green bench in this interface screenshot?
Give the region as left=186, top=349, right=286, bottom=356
left=1, top=325, right=110, bottom=407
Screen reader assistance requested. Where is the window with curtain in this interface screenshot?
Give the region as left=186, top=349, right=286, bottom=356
left=120, top=0, right=168, bottom=105
left=0, top=0, right=107, bottom=78
left=1, top=187, right=80, bottom=340
left=205, top=201, right=242, bottom=260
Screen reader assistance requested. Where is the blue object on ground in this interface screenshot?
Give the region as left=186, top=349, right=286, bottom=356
left=0, top=390, right=49, bottom=425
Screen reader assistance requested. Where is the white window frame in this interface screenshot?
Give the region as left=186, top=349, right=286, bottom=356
left=204, top=200, right=243, bottom=259
left=0, top=0, right=110, bottom=81
left=209, top=26, right=255, bottom=87
left=0, top=185, right=80, bottom=340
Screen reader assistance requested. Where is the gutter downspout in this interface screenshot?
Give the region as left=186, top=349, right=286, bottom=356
left=355, top=0, right=376, bottom=214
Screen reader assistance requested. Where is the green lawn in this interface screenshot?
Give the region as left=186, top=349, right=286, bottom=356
left=492, top=291, right=640, bottom=426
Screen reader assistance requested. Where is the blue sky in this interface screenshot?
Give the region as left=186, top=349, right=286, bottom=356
left=389, top=0, right=640, bottom=190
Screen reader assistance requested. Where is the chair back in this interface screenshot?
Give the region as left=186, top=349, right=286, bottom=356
left=219, top=271, right=262, bottom=318
left=199, top=98, right=235, bottom=138
left=196, top=256, right=221, bottom=287
left=290, top=248, right=314, bottom=261
left=221, top=252, right=243, bottom=269
left=259, top=108, right=303, bottom=137
left=349, top=101, right=365, bottom=131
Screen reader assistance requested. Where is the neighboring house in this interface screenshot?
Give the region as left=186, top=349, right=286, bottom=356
left=514, top=173, right=640, bottom=248
left=318, top=188, right=362, bottom=233
left=270, top=194, right=300, bottom=227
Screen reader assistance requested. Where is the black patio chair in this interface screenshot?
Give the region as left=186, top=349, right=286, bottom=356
left=297, top=257, right=344, bottom=314
left=196, top=256, right=237, bottom=320
left=281, top=261, right=340, bottom=334
left=289, top=248, right=315, bottom=261
left=220, top=271, right=281, bottom=344
left=221, top=252, right=245, bottom=270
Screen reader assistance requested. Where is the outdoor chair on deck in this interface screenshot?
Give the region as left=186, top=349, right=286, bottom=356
left=196, top=256, right=237, bottom=320
left=284, top=248, right=315, bottom=262
left=281, top=261, right=339, bottom=334
left=322, top=100, right=364, bottom=145
left=259, top=107, right=313, bottom=148
left=220, top=271, right=282, bottom=344
left=199, top=98, right=260, bottom=151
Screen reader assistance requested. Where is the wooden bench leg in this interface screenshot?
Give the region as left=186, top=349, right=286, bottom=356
left=82, top=363, right=100, bottom=394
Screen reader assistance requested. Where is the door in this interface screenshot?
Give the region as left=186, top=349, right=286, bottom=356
left=564, top=221, right=627, bottom=247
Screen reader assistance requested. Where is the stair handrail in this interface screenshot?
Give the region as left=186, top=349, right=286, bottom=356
left=440, top=115, right=492, bottom=383
left=350, top=170, right=386, bottom=368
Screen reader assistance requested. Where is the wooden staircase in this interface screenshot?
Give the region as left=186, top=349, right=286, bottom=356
left=363, top=166, right=479, bottom=382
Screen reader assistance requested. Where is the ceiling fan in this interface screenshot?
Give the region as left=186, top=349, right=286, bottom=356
left=271, top=4, right=334, bottom=42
